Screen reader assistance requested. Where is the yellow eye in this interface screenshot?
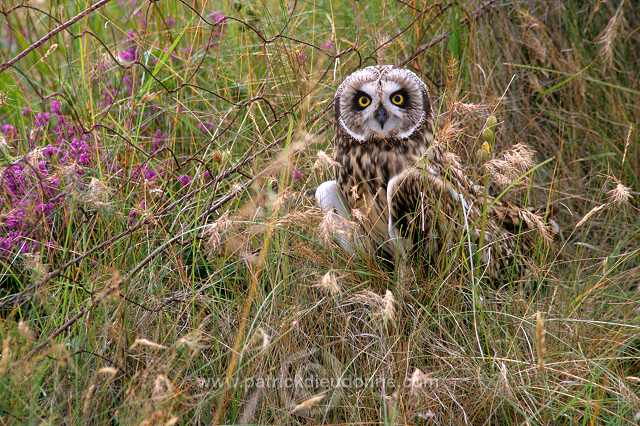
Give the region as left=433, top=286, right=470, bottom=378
left=358, top=95, right=371, bottom=108
left=391, top=93, right=405, bottom=106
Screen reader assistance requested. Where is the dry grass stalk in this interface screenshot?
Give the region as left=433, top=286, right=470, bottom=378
left=238, top=388, right=262, bottom=424
left=349, top=290, right=395, bottom=322
left=152, top=375, right=174, bottom=401
left=84, top=177, right=113, bottom=209
left=97, top=367, right=118, bottom=377
left=290, top=392, right=326, bottom=415
left=622, top=124, right=633, bottom=166
left=574, top=203, right=607, bottom=229
left=596, top=0, right=626, bottom=68
left=407, top=368, right=435, bottom=394
left=176, top=333, right=204, bottom=354
left=436, top=118, right=461, bottom=147
left=535, top=311, right=546, bottom=370
left=202, top=212, right=231, bottom=252
left=130, top=338, right=167, bottom=350
left=382, top=290, right=396, bottom=323
left=484, top=143, right=535, bottom=189
left=519, top=210, right=552, bottom=243
left=82, top=384, right=97, bottom=419
left=313, top=149, right=339, bottom=170
left=318, top=210, right=354, bottom=246
left=452, top=102, right=489, bottom=115
left=18, top=321, right=34, bottom=342
left=498, top=361, right=515, bottom=399
left=314, top=271, right=341, bottom=296
left=0, top=337, right=10, bottom=375
left=164, top=416, right=179, bottom=426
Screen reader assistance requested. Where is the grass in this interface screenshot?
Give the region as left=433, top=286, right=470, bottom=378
left=0, top=0, right=639, bottom=424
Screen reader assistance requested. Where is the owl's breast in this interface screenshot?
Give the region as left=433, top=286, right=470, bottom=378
left=335, top=135, right=427, bottom=247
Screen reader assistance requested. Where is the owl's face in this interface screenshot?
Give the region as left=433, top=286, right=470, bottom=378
left=335, top=65, right=431, bottom=142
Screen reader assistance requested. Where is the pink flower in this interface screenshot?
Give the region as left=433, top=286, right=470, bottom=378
left=118, top=47, right=137, bottom=63
left=50, top=99, right=62, bottom=115
left=34, top=112, right=50, bottom=127
left=292, top=168, right=304, bottom=181
left=1, top=124, right=16, bottom=138
left=321, top=40, right=334, bottom=51
left=210, top=11, right=226, bottom=25
left=177, top=175, right=192, bottom=187
left=296, top=49, right=307, bottom=65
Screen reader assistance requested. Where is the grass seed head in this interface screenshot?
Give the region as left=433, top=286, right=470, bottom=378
left=18, top=321, right=34, bottom=342
left=484, top=143, right=535, bottom=188
left=152, top=375, right=174, bottom=401
left=314, top=150, right=339, bottom=170
left=608, top=181, right=632, bottom=204
left=290, top=392, right=326, bottom=416
left=407, top=368, right=434, bottom=393
left=318, top=210, right=354, bottom=246
left=596, top=0, right=626, bottom=68
left=130, top=338, right=167, bottom=351
left=315, top=271, right=341, bottom=296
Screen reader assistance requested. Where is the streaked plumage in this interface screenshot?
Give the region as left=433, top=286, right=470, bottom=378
left=316, top=65, right=552, bottom=278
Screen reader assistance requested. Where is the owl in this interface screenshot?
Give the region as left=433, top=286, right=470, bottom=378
left=316, top=65, right=553, bottom=278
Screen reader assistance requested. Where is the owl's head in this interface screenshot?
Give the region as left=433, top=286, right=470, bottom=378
left=334, top=65, right=431, bottom=142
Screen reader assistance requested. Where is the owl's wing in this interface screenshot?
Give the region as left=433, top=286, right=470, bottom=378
left=386, top=149, right=553, bottom=277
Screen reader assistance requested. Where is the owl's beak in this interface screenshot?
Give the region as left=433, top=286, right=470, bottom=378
left=374, top=105, right=388, bottom=129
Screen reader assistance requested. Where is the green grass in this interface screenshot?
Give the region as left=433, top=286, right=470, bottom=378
left=0, top=0, right=639, bottom=424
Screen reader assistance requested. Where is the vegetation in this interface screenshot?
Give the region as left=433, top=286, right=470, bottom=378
left=0, top=0, right=638, bottom=424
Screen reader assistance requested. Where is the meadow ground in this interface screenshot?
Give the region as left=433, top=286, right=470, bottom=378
left=0, top=0, right=639, bottom=424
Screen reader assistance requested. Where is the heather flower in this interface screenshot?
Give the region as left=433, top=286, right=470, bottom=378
left=198, top=121, right=215, bottom=134
left=132, top=164, right=157, bottom=181
left=34, top=112, right=50, bottom=127
left=178, top=175, right=192, bottom=187
left=43, top=144, right=59, bottom=158
left=321, top=40, right=334, bottom=51
left=100, top=87, right=115, bottom=108
left=35, top=202, right=55, bottom=215
left=68, top=137, right=91, bottom=166
left=37, top=160, right=48, bottom=175
left=123, top=74, right=134, bottom=96
left=118, top=46, right=137, bottom=63
left=210, top=11, right=226, bottom=25
left=21, top=107, right=32, bottom=116
left=4, top=208, right=25, bottom=230
left=50, top=99, right=62, bottom=115
left=166, top=16, right=176, bottom=28
left=151, top=129, right=165, bottom=154
left=1, top=124, right=16, bottom=138
left=206, top=11, right=227, bottom=46
left=128, top=209, right=138, bottom=224
left=2, top=164, right=26, bottom=199
left=296, top=49, right=308, bottom=65
left=292, top=168, right=304, bottom=181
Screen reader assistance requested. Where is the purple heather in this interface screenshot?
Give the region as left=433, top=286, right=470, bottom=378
left=177, top=175, right=192, bottom=187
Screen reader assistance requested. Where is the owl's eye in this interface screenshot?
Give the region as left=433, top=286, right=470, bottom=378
left=356, top=94, right=371, bottom=109
left=390, top=91, right=406, bottom=107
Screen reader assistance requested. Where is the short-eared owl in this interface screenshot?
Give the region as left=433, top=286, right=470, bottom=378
left=316, top=65, right=552, bottom=278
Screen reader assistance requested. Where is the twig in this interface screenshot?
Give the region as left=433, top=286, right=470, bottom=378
left=0, top=0, right=114, bottom=73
